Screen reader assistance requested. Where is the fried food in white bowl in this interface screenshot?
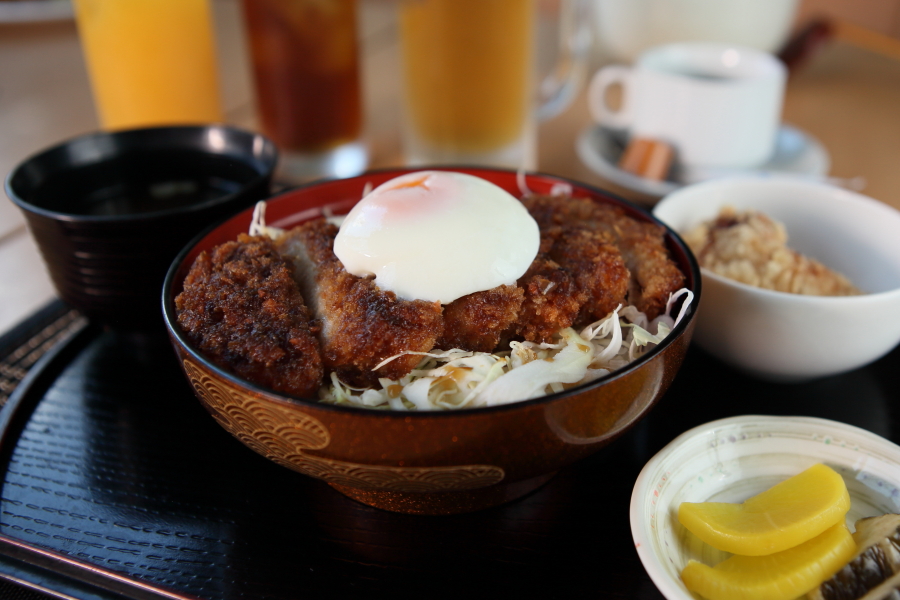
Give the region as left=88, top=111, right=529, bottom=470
left=653, top=177, right=900, bottom=381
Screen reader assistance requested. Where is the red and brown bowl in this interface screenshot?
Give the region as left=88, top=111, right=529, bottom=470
left=162, top=168, right=701, bottom=515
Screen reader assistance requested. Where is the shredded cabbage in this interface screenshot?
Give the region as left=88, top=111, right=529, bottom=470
left=319, top=290, right=693, bottom=411
left=249, top=201, right=285, bottom=239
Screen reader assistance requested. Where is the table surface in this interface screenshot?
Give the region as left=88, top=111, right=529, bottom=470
left=0, top=295, right=897, bottom=600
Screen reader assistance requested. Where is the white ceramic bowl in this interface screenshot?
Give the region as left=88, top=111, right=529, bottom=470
left=653, top=177, right=900, bottom=381
left=631, top=415, right=900, bottom=600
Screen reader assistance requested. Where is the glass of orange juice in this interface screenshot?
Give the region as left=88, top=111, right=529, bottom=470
left=72, top=0, right=223, bottom=130
left=399, top=0, right=588, bottom=170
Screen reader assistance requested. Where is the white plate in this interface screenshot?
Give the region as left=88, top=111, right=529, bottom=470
left=0, top=0, right=72, bottom=23
left=575, top=124, right=831, bottom=201
left=630, top=415, right=900, bottom=600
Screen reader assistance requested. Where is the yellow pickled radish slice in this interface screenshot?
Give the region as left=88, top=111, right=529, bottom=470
left=678, top=463, right=851, bottom=556
left=681, top=522, right=856, bottom=600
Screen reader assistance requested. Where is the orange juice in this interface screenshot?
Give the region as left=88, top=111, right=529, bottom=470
left=73, top=0, right=223, bottom=130
left=399, top=0, right=535, bottom=155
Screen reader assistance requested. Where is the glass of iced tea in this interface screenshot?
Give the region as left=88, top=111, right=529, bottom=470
left=73, top=0, right=224, bottom=130
left=240, top=0, right=366, bottom=182
left=399, top=0, right=588, bottom=170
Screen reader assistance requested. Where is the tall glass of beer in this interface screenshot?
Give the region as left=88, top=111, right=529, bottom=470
left=399, top=0, right=588, bottom=170
left=400, top=0, right=536, bottom=169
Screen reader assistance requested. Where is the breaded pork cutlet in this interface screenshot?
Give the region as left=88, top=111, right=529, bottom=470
left=507, top=253, right=583, bottom=344
left=522, top=195, right=684, bottom=319
left=175, top=234, right=324, bottom=398
left=544, top=225, right=630, bottom=325
left=436, top=285, right=524, bottom=352
left=503, top=224, right=630, bottom=343
left=275, top=219, right=443, bottom=387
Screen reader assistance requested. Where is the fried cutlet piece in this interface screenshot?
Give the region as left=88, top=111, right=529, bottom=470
left=275, top=219, right=444, bottom=387
left=175, top=234, right=324, bottom=398
left=509, top=253, right=583, bottom=343
left=593, top=204, right=686, bottom=319
left=545, top=225, right=630, bottom=325
left=522, top=195, right=684, bottom=319
left=436, top=285, right=524, bottom=352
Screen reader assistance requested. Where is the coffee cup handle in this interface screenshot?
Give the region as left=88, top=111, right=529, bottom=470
left=588, top=65, right=634, bottom=130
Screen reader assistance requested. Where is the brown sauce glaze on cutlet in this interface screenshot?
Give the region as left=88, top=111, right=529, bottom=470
left=175, top=234, right=324, bottom=398
left=544, top=225, right=630, bottom=325
left=436, top=285, right=524, bottom=352
left=522, top=194, right=684, bottom=320
left=275, top=219, right=443, bottom=388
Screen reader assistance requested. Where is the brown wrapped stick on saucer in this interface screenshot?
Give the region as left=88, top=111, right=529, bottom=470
left=618, top=137, right=674, bottom=181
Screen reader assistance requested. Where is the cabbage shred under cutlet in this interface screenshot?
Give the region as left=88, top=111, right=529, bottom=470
left=321, top=289, right=693, bottom=410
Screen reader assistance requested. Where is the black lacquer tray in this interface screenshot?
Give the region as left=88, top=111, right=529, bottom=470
left=0, top=301, right=898, bottom=600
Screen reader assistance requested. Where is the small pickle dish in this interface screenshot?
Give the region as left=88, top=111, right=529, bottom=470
left=162, top=168, right=700, bottom=515
left=631, top=415, right=900, bottom=600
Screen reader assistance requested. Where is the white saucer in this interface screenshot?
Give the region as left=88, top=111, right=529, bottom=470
left=576, top=124, right=831, bottom=201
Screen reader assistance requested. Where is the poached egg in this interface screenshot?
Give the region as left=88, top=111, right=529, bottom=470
left=333, top=171, right=540, bottom=304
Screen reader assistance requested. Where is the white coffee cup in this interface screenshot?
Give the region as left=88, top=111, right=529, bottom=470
left=588, top=42, right=787, bottom=169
